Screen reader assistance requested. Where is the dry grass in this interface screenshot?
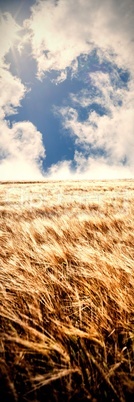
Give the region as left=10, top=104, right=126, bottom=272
left=0, top=179, right=134, bottom=402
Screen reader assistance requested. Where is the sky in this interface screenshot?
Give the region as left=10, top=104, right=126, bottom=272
left=0, top=0, right=134, bottom=181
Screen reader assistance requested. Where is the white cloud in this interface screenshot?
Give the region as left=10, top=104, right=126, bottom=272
left=0, top=13, right=21, bottom=63
left=0, top=12, right=26, bottom=119
left=47, top=155, right=134, bottom=181
left=24, top=0, right=133, bottom=178
left=52, top=70, right=68, bottom=85
left=0, top=120, right=45, bottom=180
left=24, top=0, right=91, bottom=78
left=0, top=67, right=26, bottom=119
left=47, top=160, right=73, bottom=180
left=0, top=120, right=45, bottom=161
left=0, top=157, right=44, bottom=181
left=0, top=11, right=46, bottom=180
left=0, top=2, right=133, bottom=181
left=25, top=0, right=134, bottom=79
left=73, top=152, right=134, bottom=179
left=54, top=70, right=134, bottom=177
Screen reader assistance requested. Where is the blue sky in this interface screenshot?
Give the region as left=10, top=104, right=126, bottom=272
left=0, top=0, right=134, bottom=180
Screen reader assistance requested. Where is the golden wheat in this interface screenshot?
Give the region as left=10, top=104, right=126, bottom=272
left=0, top=180, right=134, bottom=401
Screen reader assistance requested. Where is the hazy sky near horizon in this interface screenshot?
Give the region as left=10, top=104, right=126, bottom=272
left=0, top=0, right=134, bottom=180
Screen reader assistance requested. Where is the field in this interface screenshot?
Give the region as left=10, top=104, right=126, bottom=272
left=0, top=180, right=134, bottom=402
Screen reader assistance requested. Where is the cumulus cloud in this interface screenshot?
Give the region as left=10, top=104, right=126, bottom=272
left=0, top=157, right=44, bottom=181
left=0, top=1, right=133, bottom=180
left=73, top=152, right=134, bottom=179
left=0, top=120, right=45, bottom=180
left=47, top=160, right=73, bottom=180
left=21, top=0, right=134, bottom=179
left=25, top=0, right=134, bottom=79
left=0, top=11, right=46, bottom=180
left=0, top=67, right=26, bottom=119
left=47, top=155, right=134, bottom=181
left=54, top=69, right=134, bottom=178
left=0, top=120, right=44, bottom=161
left=0, top=12, right=26, bottom=119
left=0, top=13, right=20, bottom=63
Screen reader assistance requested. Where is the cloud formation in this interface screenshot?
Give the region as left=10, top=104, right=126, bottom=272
left=0, top=13, right=20, bottom=63
left=26, top=0, right=134, bottom=78
left=0, top=67, right=26, bottom=119
left=0, top=118, right=45, bottom=180
left=47, top=156, right=133, bottom=181
left=0, top=1, right=134, bottom=180
left=54, top=70, right=134, bottom=178
left=0, top=11, right=45, bottom=180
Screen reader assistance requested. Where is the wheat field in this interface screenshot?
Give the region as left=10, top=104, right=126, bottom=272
left=0, top=180, right=134, bottom=402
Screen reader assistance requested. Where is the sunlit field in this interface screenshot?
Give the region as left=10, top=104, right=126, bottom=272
left=0, top=180, right=134, bottom=402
